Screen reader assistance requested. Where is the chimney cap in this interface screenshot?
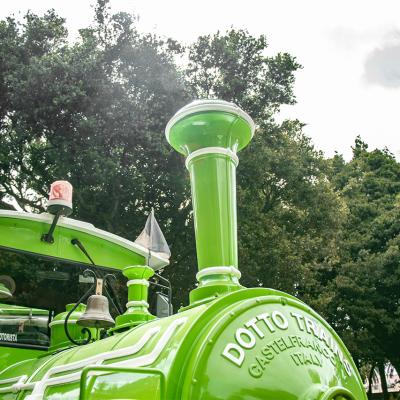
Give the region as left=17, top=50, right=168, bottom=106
left=165, top=99, right=255, bottom=155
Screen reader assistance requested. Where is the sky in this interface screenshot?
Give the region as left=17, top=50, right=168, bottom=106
left=1, top=0, right=400, bottom=160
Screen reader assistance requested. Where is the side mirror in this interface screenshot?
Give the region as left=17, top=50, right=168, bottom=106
left=156, top=292, right=172, bottom=318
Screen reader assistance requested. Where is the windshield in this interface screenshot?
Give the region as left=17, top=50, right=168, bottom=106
left=0, top=247, right=128, bottom=348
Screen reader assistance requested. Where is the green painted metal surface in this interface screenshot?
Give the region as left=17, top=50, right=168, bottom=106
left=177, top=290, right=365, bottom=400
left=165, top=100, right=255, bottom=306
left=0, top=346, right=46, bottom=376
left=49, top=304, right=96, bottom=352
left=187, top=153, right=238, bottom=269
left=0, top=289, right=367, bottom=399
left=0, top=215, right=144, bottom=269
left=0, top=212, right=169, bottom=271
left=79, top=366, right=166, bottom=399
left=114, top=265, right=156, bottom=330
left=0, top=100, right=368, bottom=399
left=166, top=104, right=253, bottom=155
left=166, top=106, right=252, bottom=272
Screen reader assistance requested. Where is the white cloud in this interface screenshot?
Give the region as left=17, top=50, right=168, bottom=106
left=364, top=31, right=400, bottom=88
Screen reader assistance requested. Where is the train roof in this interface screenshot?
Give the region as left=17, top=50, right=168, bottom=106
left=0, top=210, right=169, bottom=271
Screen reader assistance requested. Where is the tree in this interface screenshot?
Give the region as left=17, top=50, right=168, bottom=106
left=0, top=5, right=347, bottom=314
left=309, top=139, right=400, bottom=392
left=186, top=29, right=345, bottom=293
left=0, top=2, right=196, bottom=298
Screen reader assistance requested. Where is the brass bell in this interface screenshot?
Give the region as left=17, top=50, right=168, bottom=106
left=77, top=294, right=115, bottom=329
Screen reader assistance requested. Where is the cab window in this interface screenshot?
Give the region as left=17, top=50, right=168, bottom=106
left=0, top=247, right=127, bottom=349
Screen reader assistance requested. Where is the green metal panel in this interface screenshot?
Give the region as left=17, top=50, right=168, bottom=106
left=0, top=346, right=46, bottom=375
left=166, top=109, right=253, bottom=155
left=176, top=290, right=366, bottom=400
left=49, top=304, right=96, bottom=351
left=114, top=266, right=156, bottom=330
left=187, top=153, right=238, bottom=269
left=0, top=216, right=146, bottom=270
left=79, top=366, right=165, bottom=400
left=0, top=307, right=201, bottom=399
left=166, top=109, right=253, bottom=274
left=0, top=289, right=367, bottom=399
left=165, top=101, right=255, bottom=306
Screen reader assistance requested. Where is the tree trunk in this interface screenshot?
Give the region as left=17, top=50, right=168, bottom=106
left=378, top=361, right=389, bottom=400
left=368, top=363, right=376, bottom=399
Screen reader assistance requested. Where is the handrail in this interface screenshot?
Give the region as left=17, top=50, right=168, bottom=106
left=79, top=366, right=166, bottom=400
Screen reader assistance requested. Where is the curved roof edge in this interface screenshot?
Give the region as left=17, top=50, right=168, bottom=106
left=0, top=210, right=169, bottom=271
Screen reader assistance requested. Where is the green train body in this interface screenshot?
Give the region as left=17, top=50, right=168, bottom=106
left=0, top=100, right=367, bottom=399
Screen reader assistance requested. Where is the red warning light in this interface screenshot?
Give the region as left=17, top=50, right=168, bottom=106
left=47, top=180, right=73, bottom=215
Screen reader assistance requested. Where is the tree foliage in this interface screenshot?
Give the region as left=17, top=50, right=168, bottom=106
left=0, top=3, right=191, bottom=260
left=1, top=7, right=337, bottom=306
left=0, top=2, right=199, bottom=304
left=333, top=141, right=400, bottom=375
left=303, top=139, right=400, bottom=388
left=186, top=29, right=345, bottom=293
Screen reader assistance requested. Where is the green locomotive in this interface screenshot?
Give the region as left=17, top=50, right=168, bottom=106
left=0, top=100, right=367, bottom=399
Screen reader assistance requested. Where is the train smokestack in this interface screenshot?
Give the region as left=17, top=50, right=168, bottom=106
left=165, top=100, right=255, bottom=305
